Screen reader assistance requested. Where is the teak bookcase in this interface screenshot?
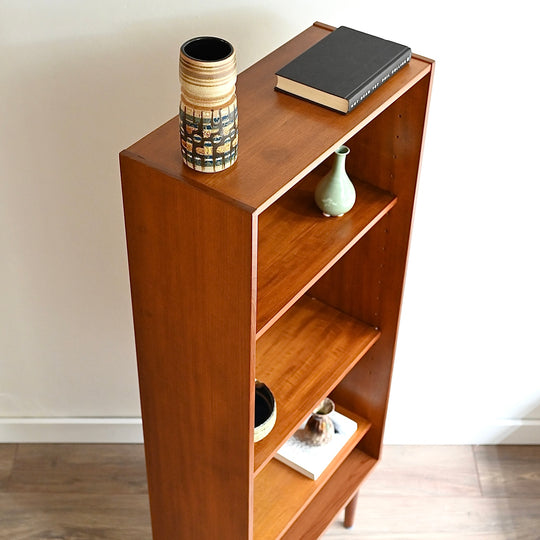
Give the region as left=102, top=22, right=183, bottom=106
left=120, top=22, right=434, bottom=540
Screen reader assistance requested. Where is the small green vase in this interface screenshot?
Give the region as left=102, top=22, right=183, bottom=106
left=314, top=145, right=356, bottom=217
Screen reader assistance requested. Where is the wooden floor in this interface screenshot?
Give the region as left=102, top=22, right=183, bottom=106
left=0, top=444, right=539, bottom=539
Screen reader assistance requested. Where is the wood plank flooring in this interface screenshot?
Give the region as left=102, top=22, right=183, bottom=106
left=0, top=444, right=538, bottom=539
left=324, top=446, right=540, bottom=539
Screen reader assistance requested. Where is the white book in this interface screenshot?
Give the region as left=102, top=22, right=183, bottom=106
left=275, top=410, right=358, bottom=480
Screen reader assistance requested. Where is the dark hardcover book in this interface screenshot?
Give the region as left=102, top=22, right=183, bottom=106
left=275, top=26, right=411, bottom=114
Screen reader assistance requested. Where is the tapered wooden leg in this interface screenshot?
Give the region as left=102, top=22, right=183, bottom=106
left=344, top=491, right=359, bottom=529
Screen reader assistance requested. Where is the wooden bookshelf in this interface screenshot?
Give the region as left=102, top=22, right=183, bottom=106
left=120, top=21, right=434, bottom=540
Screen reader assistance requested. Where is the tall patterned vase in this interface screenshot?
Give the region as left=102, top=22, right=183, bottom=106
left=179, top=36, right=238, bottom=173
left=314, top=145, right=356, bottom=217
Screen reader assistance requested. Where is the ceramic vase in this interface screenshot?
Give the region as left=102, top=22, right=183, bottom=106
left=179, top=36, right=238, bottom=173
left=314, top=145, right=356, bottom=217
left=302, top=398, right=335, bottom=446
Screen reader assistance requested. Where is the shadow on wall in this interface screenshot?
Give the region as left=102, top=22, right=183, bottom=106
left=0, top=7, right=292, bottom=416
left=499, top=400, right=540, bottom=445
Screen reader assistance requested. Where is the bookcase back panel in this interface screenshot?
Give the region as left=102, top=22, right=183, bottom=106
left=311, top=72, right=433, bottom=457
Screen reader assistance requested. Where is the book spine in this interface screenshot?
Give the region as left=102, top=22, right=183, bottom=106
left=347, top=49, right=412, bottom=112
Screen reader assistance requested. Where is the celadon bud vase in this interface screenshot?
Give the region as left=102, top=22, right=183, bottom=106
left=179, top=36, right=238, bottom=173
left=314, top=145, right=356, bottom=217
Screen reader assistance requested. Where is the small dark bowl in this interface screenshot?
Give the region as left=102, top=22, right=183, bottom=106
left=254, top=380, right=276, bottom=442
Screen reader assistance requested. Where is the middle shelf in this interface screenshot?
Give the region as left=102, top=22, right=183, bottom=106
left=254, top=295, right=380, bottom=474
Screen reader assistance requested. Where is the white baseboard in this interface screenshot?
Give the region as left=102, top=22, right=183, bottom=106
left=383, top=418, right=540, bottom=445
left=488, top=419, right=540, bottom=444
left=1, top=417, right=539, bottom=444
left=0, top=418, right=143, bottom=443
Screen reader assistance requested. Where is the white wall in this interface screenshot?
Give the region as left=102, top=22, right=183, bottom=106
left=1, top=1, right=538, bottom=443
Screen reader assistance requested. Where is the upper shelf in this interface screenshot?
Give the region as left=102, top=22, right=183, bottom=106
left=257, top=164, right=396, bottom=334
left=122, top=23, right=433, bottom=214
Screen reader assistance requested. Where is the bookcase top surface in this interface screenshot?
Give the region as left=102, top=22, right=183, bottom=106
left=122, top=22, right=433, bottom=213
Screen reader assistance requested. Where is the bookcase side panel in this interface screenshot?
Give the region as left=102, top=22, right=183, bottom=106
left=120, top=155, right=255, bottom=540
left=309, top=71, right=433, bottom=458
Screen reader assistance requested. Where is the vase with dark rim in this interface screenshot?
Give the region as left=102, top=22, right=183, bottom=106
left=301, top=398, right=335, bottom=446
left=179, top=36, right=238, bottom=173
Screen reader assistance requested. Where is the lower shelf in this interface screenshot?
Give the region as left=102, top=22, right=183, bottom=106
left=280, top=449, right=377, bottom=539
left=253, top=408, right=371, bottom=539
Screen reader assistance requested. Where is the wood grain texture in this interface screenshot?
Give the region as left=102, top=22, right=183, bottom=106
left=358, top=445, right=482, bottom=497
left=282, top=450, right=377, bottom=540
left=254, top=296, right=379, bottom=474
left=254, top=440, right=372, bottom=539
left=2, top=444, right=538, bottom=539
left=6, top=444, right=147, bottom=494
left=323, top=496, right=540, bottom=539
left=257, top=167, right=396, bottom=333
left=124, top=25, right=432, bottom=213
left=0, top=444, right=16, bottom=489
left=474, top=445, right=540, bottom=498
left=0, top=444, right=151, bottom=539
left=120, top=156, right=255, bottom=539
left=0, top=493, right=151, bottom=540
left=344, top=491, right=359, bottom=528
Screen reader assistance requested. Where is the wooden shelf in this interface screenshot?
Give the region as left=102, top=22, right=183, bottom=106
left=257, top=168, right=396, bottom=334
left=280, top=449, right=377, bottom=539
left=254, top=411, right=372, bottom=540
left=255, top=296, right=380, bottom=474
